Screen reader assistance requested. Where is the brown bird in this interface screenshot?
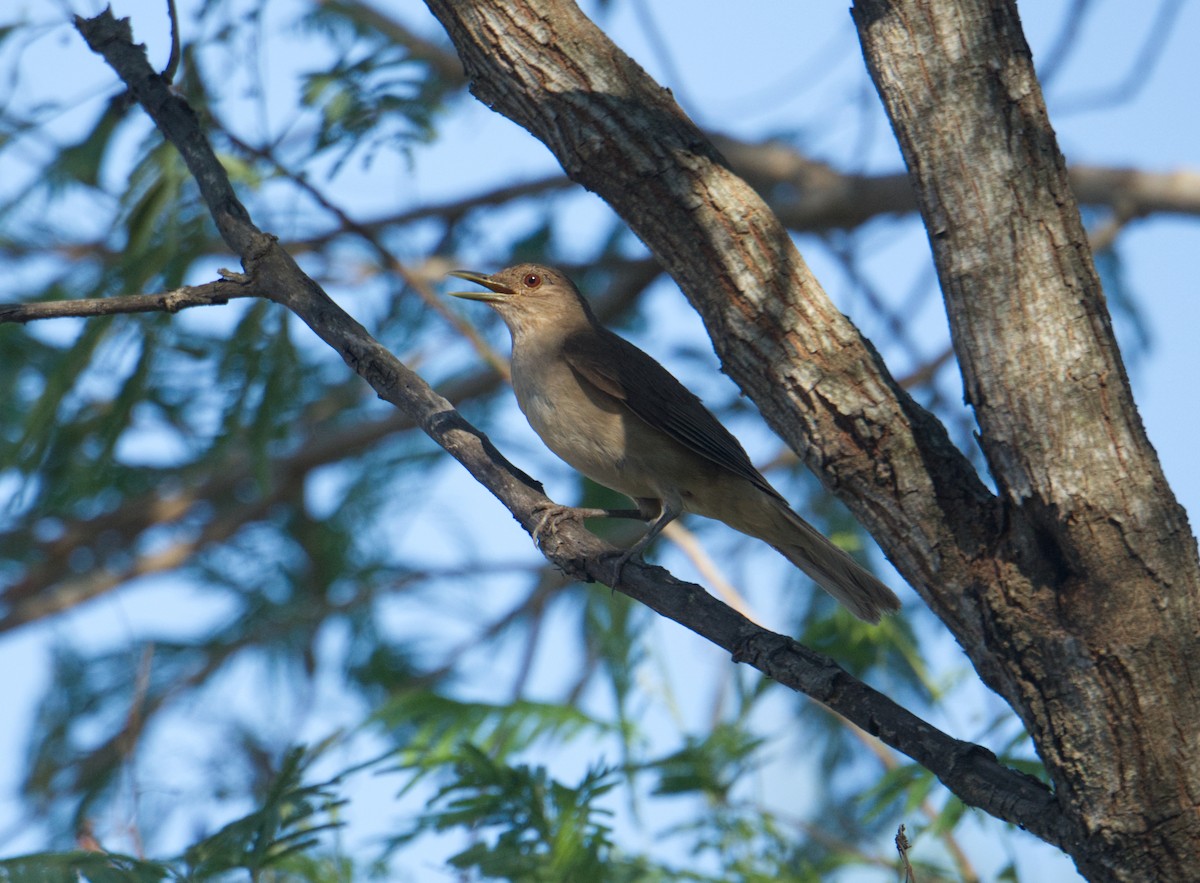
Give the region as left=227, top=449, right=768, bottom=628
left=447, top=264, right=900, bottom=623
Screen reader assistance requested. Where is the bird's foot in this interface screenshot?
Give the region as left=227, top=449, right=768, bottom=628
left=601, top=533, right=657, bottom=586
left=531, top=502, right=645, bottom=545
left=531, top=502, right=576, bottom=549
left=607, top=547, right=644, bottom=586
left=531, top=502, right=612, bottom=549
left=531, top=502, right=651, bottom=585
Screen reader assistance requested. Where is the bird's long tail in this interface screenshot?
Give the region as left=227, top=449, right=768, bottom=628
left=695, top=480, right=901, bottom=623
left=769, top=504, right=900, bottom=624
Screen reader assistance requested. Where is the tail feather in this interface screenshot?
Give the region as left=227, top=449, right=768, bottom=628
left=770, top=508, right=900, bottom=624
left=774, top=540, right=900, bottom=623
left=692, top=477, right=901, bottom=623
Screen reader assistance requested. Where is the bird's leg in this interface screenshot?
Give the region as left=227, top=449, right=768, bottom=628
left=530, top=497, right=681, bottom=584
left=610, top=496, right=682, bottom=576
left=590, top=508, right=646, bottom=521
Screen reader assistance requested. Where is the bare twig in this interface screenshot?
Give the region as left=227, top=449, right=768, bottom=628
left=897, top=824, right=916, bottom=882
left=1054, top=0, right=1185, bottom=114
left=162, top=0, right=181, bottom=83
left=0, top=277, right=252, bottom=324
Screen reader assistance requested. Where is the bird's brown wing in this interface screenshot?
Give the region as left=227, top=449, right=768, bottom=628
left=562, top=328, right=782, bottom=500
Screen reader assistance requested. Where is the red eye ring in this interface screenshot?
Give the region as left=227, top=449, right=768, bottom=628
left=522, top=273, right=542, bottom=289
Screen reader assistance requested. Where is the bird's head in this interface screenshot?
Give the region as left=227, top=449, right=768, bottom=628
left=447, top=264, right=594, bottom=339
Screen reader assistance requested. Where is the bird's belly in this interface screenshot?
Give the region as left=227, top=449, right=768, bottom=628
left=517, top=384, right=662, bottom=500
left=516, top=383, right=729, bottom=513
left=524, top=383, right=798, bottom=538
left=520, top=394, right=636, bottom=494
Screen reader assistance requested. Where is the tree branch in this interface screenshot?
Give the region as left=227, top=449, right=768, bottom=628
left=9, top=152, right=1193, bottom=297
left=0, top=277, right=252, bottom=324
left=716, top=135, right=1200, bottom=232
left=71, top=7, right=1070, bottom=847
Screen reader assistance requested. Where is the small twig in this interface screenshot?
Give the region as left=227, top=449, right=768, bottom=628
left=1054, top=0, right=1184, bottom=114
left=0, top=277, right=253, bottom=324
left=162, top=0, right=181, bottom=83
left=119, top=644, right=156, bottom=859
left=897, top=824, right=916, bottom=882
left=896, top=346, right=955, bottom=390
left=1088, top=206, right=1135, bottom=254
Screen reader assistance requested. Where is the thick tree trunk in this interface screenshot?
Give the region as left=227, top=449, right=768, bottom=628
left=853, top=2, right=1200, bottom=880
left=423, top=0, right=1200, bottom=878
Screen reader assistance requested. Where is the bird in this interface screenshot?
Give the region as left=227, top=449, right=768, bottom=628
left=446, top=263, right=901, bottom=623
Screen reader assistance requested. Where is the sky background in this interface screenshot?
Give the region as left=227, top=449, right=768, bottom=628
left=1, top=1, right=1197, bottom=880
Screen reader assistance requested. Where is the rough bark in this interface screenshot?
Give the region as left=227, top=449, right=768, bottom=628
left=851, top=2, right=1200, bottom=879
left=421, top=0, right=1200, bottom=879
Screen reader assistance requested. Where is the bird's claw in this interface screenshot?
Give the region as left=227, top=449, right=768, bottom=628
left=531, top=502, right=646, bottom=585
left=531, top=502, right=573, bottom=549
left=596, top=547, right=639, bottom=586
left=530, top=501, right=610, bottom=549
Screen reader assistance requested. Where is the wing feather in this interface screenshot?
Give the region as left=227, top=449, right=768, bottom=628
left=562, top=328, right=781, bottom=500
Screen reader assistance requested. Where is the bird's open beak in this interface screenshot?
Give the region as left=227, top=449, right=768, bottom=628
left=446, top=270, right=515, bottom=302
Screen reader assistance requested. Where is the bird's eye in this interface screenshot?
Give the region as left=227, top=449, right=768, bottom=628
left=522, top=273, right=542, bottom=289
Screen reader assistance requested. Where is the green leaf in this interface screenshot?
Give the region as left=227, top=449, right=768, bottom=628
left=0, top=851, right=175, bottom=883
left=182, top=746, right=345, bottom=877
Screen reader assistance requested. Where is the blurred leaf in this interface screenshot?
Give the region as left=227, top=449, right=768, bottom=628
left=648, top=723, right=765, bottom=802
left=392, top=744, right=623, bottom=883
left=861, top=761, right=935, bottom=822
left=0, top=852, right=175, bottom=883
left=45, top=97, right=129, bottom=190
left=379, top=693, right=604, bottom=781
left=183, top=746, right=345, bottom=877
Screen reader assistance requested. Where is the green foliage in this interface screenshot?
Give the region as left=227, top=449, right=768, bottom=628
left=0, top=852, right=175, bottom=883
left=376, top=692, right=606, bottom=775
left=395, top=745, right=621, bottom=882
left=4, top=745, right=345, bottom=882
left=45, top=98, right=128, bottom=191
left=299, top=1, right=451, bottom=172
left=182, top=747, right=345, bottom=878
left=648, top=723, right=765, bottom=802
